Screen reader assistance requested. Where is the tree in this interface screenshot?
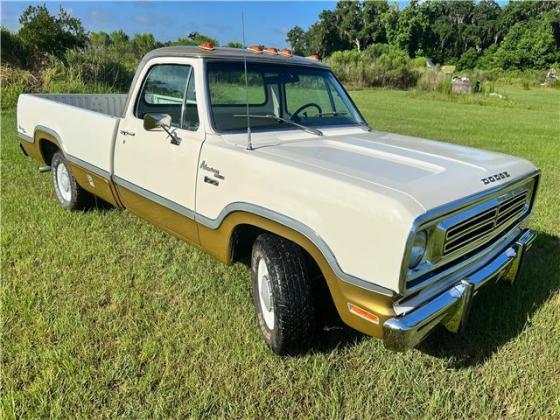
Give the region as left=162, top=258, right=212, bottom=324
left=287, top=10, right=347, bottom=57
left=382, top=4, right=400, bottom=47
left=391, top=0, right=431, bottom=57
left=469, top=0, right=501, bottom=49
left=276, top=0, right=559, bottom=67
left=497, top=0, right=559, bottom=44
left=361, top=1, right=389, bottom=45
left=309, top=10, right=347, bottom=56
left=18, top=5, right=86, bottom=63
left=335, top=1, right=364, bottom=51
left=492, top=13, right=560, bottom=70
left=286, top=26, right=308, bottom=55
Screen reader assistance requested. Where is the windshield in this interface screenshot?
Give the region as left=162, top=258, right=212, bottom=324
left=207, top=61, right=365, bottom=132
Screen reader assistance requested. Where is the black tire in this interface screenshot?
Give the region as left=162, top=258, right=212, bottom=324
left=251, top=233, right=316, bottom=355
left=51, top=152, right=92, bottom=210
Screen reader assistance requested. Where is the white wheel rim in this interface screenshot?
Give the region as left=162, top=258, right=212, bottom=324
left=257, top=258, right=274, bottom=330
left=56, top=162, right=72, bottom=202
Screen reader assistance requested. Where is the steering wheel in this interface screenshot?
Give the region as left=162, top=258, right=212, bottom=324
left=290, top=102, right=322, bottom=120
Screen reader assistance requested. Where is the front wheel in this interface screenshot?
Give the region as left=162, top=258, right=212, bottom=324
left=251, top=233, right=316, bottom=355
left=51, top=152, right=92, bottom=210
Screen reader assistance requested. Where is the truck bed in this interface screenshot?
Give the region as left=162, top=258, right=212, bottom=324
left=31, top=94, right=127, bottom=117
left=17, top=94, right=127, bottom=174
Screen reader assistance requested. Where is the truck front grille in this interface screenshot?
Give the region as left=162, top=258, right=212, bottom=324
left=443, top=190, right=529, bottom=256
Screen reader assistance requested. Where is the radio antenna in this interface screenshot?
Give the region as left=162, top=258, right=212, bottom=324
left=241, top=9, right=253, bottom=151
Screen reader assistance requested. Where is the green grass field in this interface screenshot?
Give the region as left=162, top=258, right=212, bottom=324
left=2, top=86, right=559, bottom=418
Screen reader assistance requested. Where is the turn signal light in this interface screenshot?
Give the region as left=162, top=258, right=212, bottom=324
left=307, top=53, right=321, bottom=61
left=279, top=48, right=293, bottom=57
left=348, top=303, right=379, bottom=324
left=199, top=41, right=215, bottom=51
left=247, top=45, right=264, bottom=53
left=264, top=47, right=278, bottom=55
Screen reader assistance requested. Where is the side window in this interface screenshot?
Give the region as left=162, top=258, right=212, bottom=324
left=135, top=64, right=191, bottom=126
left=183, top=72, right=199, bottom=131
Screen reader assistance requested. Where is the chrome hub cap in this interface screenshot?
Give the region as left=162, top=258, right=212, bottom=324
left=56, top=162, right=72, bottom=202
left=257, top=258, right=274, bottom=329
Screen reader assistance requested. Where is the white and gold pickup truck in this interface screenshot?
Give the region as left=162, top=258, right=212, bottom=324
left=17, top=45, right=540, bottom=354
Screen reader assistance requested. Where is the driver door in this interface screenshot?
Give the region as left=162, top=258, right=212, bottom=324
left=114, top=59, right=204, bottom=243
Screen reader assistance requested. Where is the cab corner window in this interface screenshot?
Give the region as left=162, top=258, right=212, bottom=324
left=135, top=64, right=194, bottom=129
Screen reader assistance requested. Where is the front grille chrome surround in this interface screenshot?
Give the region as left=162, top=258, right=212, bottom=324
left=442, top=190, right=529, bottom=255
left=401, top=172, right=539, bottom=295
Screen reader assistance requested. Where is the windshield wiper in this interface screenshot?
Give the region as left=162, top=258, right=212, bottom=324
left=233, top=114, right=323, bottom=136
left=316, top=111, right=348, bottom=117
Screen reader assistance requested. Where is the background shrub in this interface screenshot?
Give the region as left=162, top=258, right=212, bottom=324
left=0, top=66, right=39, bottom=109
left=327, top=44, right=420, bottom=89
left=416, top=70, right=451, bottom=94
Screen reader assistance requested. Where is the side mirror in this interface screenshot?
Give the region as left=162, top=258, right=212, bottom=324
left=143, top=113, right=172, bottom=131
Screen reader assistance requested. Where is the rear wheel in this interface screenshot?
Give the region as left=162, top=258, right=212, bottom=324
left=251, top=233, right=316, bottom=355
left=51, top=152, right=92, bottom=210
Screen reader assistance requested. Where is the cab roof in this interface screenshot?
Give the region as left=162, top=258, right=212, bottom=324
left=142, top=46, right=330, bottom=68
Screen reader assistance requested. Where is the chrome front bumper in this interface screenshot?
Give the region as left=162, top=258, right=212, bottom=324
left=383, top=229, right=537, bottom=352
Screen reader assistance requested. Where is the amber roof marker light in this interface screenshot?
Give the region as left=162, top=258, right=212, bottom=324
left=264, top=47, right=278, bottom=55
left=247, top=44, right=264, bottom=54
left=279, top=48, right=293, bottom=57
left=307, top=53, right=321, bottom=61
left=199, top=41, right=215, bottom=51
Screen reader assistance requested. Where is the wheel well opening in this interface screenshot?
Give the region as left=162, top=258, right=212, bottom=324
left=230, top=223, right=324, bottom=281
left=230, top=223, right=338, bottom=324
left=230, top=224, right=263, bottom=265
left=39, top=140, right=60, bottom=165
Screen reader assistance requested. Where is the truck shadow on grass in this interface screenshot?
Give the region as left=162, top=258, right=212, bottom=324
left=417, top=231, right=560, bottom=368
left=83, top=197, right=118, bottom=213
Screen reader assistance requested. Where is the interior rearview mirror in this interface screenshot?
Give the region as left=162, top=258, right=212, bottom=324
left=143, top=113, right=172, bottom=131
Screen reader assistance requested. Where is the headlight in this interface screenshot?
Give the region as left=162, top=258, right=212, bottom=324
left=408, top=230, right=427, bottom=269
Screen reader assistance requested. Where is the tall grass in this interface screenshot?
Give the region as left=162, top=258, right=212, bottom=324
left=0, top=46, right=136, bottom=109
left=0, top=63, right=123, bottom=109
left=416, top=70, right=451, bottom=94
left=0, top=66, right=39, bottom=109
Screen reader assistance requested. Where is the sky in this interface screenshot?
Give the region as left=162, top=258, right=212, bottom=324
left=0, top=1, right=345, bottom=47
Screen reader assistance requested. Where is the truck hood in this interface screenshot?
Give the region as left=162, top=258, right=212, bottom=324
left=254, top=129, right=537, bottom=211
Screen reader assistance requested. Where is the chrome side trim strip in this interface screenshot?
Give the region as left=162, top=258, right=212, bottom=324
left=66, top=154, right=110, bottom=179
left=112, top=175, right=196, bottom=220
left=17, top=132, right=34, bottom=143
left=111, top=175, right=395, bottom=296
left=196, top=202, right=395, bottom=296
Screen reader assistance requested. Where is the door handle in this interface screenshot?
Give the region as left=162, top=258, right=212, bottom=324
left=120, top=129, right=136, bottom=136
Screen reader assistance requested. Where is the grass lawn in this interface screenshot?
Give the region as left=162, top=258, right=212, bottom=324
left=2, top=86, right=559, bottom=418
